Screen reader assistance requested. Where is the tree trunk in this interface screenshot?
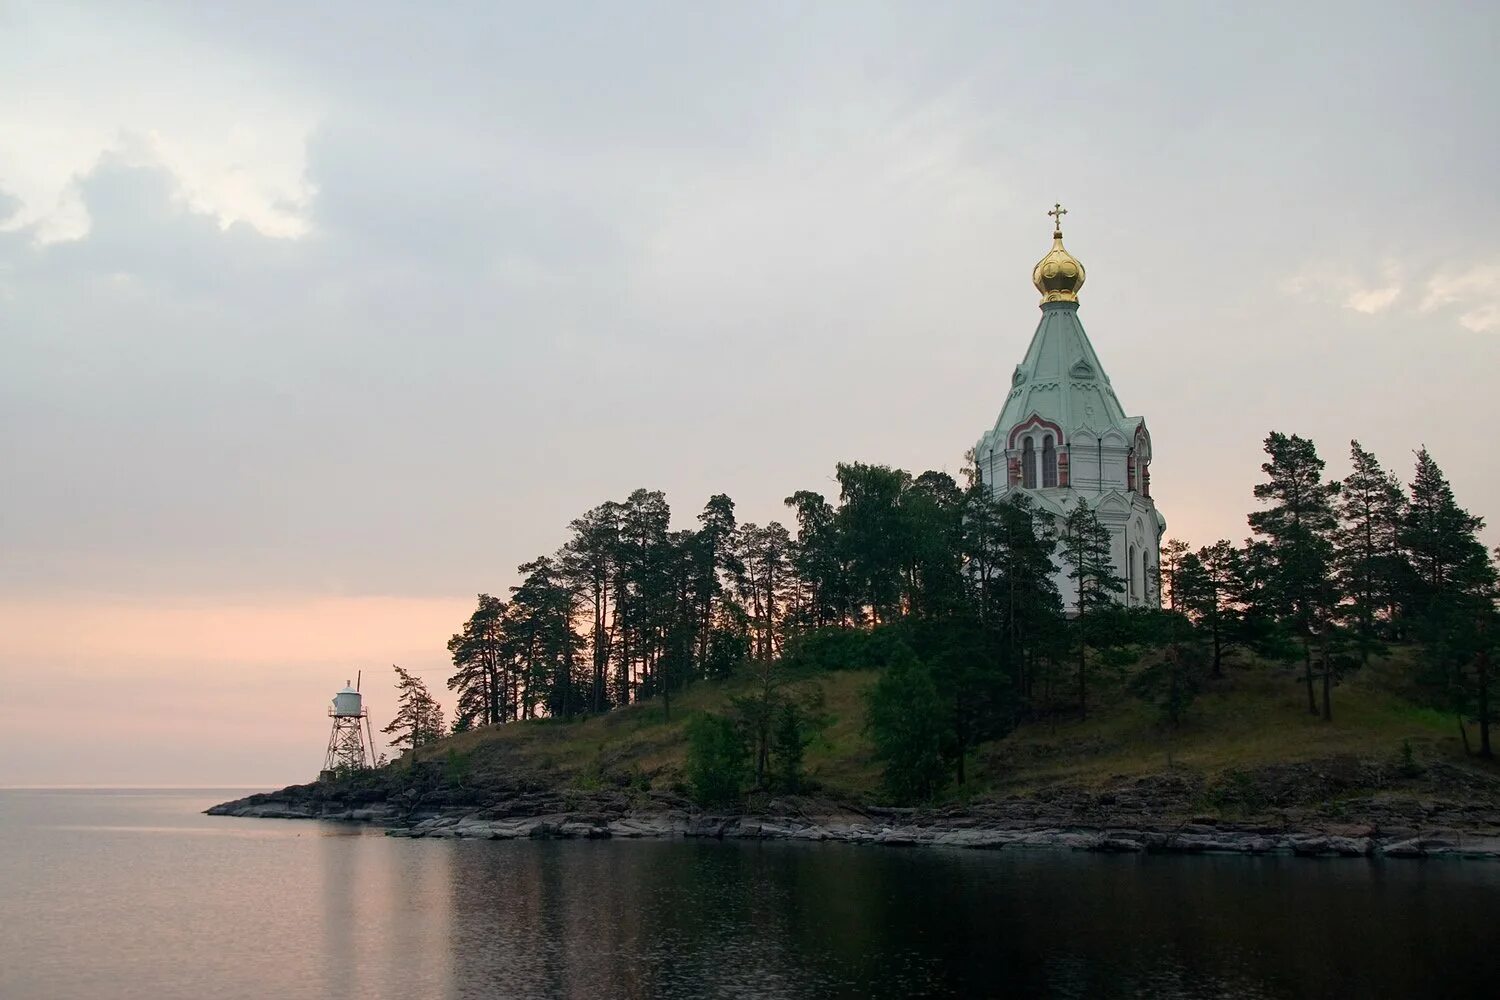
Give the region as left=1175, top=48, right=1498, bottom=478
left=1321, top=660, right=1333, bottom=722
left=1478, top=648, right=1492, bottom=759
left=757, top=723, right=769, bottom=789
left=487, top=663, right=500, bottom=727
left=1359, top=610, right=1371, bottom=667
left=1320, top=629, right=1332, bottom=723
left=618, top=628, right=631, bottom=706
left=1361, top=517, right=1374, bottom=667
left=1302, top=634, right=1318, bottom=716
left=662, top=653, right=671, bottom=722
left=1078, top=615, right=1088, bottom=720
left=955, top=698, right=966, bottom=786
left=593, top=589, right=606, bottom=714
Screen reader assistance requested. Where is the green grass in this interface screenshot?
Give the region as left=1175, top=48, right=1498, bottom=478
left=400, top=646, right=1494, bottom=804
left=401, top=666, right=886, bottom=802
left=986, top=665, right=1463, bottom=793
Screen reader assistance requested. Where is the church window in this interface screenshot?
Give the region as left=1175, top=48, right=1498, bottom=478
left=1128, top=544, right=1138, bottom=604
left=1042, top=434, right=1058, bottom=487
left=1022, top=437, right=1037, bottom=489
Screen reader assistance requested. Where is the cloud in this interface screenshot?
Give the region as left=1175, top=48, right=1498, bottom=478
left=1283, top=261, right=1403, bottom=316
left=1344, top=283, right=1402, bottom=314
left=1285, top=257, right=1500, bottom=332
left=1456, top=303, right=1500, bottom=333
left=1420, top=262, right=1500, bottom=333
left=0, top=4, right=317, bottom=243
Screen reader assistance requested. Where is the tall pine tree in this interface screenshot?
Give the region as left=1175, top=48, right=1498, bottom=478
left=1176, top=540, right=1248, bottom=678
left=1247, top=432, right=1340, bottom=719
left=1334, top=441, right=1408, bottom=665
left=446, top=594, right=507, bottom=729
left=1400, top=448, right=1498, bottom=755
left=1059, top=498, right=1124, bottom=718
left=560, top=501, right=621, bottom=714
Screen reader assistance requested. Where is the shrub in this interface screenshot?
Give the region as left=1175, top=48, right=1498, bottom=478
left=685, top=713, right=748, bottom=808
left=865, top=651, right=948, bottom=804
left=1398, top=739, right=1422, bottom=777
left=783, top=625, right=917, bottom=673
left=771, top=701, right=809, bottom=794
left=443, top=750, right=472, bottom=787
left=1207, top=768, right=1267, bottom=815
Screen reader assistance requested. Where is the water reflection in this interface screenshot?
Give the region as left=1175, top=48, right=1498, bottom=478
left=4, top=791, right=1500, bottom=1000
left=438, top=841, right=1500, bottom=999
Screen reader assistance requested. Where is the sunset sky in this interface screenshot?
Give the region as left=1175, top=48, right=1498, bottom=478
left=3, top=1, right=1497, bottom=785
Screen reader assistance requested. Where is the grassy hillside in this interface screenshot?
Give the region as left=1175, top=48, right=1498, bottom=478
left=398, top=646, right=1493, bottom=806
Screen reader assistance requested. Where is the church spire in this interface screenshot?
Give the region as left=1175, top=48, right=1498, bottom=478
left=1032, top=201, right=1086, bottom=304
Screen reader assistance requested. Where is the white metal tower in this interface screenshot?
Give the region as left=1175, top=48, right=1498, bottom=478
left=321, top=672, right=376, bottom=776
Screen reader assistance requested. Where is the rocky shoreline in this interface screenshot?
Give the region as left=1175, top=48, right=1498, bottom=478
left=207, top=759, right=1500, bottom=860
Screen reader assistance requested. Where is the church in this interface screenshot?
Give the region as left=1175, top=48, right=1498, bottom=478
left=973, top=206, right=1165, bottom=611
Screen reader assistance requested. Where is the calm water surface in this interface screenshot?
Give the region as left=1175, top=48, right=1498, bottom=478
left=2, top=788, right=1498, bottom=999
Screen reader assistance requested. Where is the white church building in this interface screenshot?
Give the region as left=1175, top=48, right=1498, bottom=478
left=974, top=206, right=1165, bottom=611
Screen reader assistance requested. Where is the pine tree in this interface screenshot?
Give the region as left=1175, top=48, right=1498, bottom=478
left=1160, top=538, right=1192, bottom=612
left=730, top=655, right=782, bottom=790
left=865, top=648, right=947, bottom=803
left=1176, top=540, right=1247, bottom=677
left=783, top=489, right=851, bottom=627
left=1247, top=432, right=1340, bottom=719
left=961, top=487, right=1062, bottom=699
left=1059, top=498, right=1124, bottom=718
left=560, top=501, right=621, bottom=715
left=770, top=700, right=809, bottom=793
left=1401, top=448, right=1490, bottom=605
left=446, top=594, right=507, bottom=729
left=613, top=489, right=673, bottom=705
left=658, top=528, right=701, bottom=721
left=1400, top=448, right=1498, bottom=755
left=1334, top=441, right=1408, bottom=665
left=904, top=470, right=967, bottom=619
left=833, top=463, right=915, bottom=623
left=382, top=665, right=445, bottom=753
left=505, top=555, right=584, bottom=721
left=694, top=494, right=741, bottom=668
left=735, top=522, right=794, bottom=661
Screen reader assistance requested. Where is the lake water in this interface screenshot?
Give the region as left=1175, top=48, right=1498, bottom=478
left=3, top=788, right=1499, bottom=999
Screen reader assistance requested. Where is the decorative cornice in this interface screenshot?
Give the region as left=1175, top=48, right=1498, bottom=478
left=1007, top=413, right=1066, bottom=449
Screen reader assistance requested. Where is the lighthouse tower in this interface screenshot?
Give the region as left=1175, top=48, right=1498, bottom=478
left=321, top=676, right=376, bottom=776
left=973, top=204, right=1166, bottom=611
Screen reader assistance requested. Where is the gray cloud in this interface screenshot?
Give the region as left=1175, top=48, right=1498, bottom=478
left=3, top=0, right=1499, bottom=782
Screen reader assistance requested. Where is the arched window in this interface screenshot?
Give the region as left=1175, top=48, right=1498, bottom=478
left=1128, top=544, right=1138, bottom=604
left=1042, top=434, right=1058, bottom=487
left=1022, top=437, right=1037, bottom=489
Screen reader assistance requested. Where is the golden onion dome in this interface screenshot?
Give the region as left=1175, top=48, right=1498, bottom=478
left=1032, top=202, right=1085, bottom=303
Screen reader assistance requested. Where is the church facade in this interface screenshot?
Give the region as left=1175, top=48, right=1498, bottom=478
left=973, top=207, right=1165, bottom=611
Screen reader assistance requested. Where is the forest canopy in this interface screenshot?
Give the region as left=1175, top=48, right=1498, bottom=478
left=429, top=437, right=1498, bottom=803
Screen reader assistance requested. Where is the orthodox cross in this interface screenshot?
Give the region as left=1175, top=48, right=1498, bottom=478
left=1048, top=202, right=1067, bottom=234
